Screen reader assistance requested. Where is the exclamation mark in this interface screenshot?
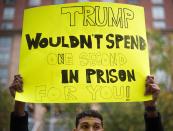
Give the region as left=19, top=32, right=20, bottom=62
left=126, top=86, right=130, bottom=101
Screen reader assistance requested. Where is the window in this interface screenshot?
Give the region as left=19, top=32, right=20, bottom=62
left=128, top=0, right=139, bottom=3
left=54, top=0, right=64, bottom=4
left=3, top=7, right=15, bottom=20
left=29, top=0, right=41, bottom=6
left=102, top=0, right=115, bottom=2
left=153, top=21, right=166, bottom=29
left=0, top=68, right=8, bottom=85
left=151, top=0, right=163, bottom=4
left=0, top=37, right=12, bottom=49
left=0, top=37, right=11, bottom=85
left=152, top=6, right=165, bottom=19
left=0, top=37, right=12, bottom=64
left=0, top=69, right=8, bottom=78
left=0, top=52, right=10, bottom=64
left=1, top=22, right=13, bottom=30
left=152, top=5, right=166, bottom=29
left=3, top=0, right=16, bottom=4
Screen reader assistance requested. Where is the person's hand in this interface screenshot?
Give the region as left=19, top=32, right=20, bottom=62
left=144, top=75, right=160, bottom=117
left=9, top=74, right=25, bottom=116
left=144, top=75, right=160, bottom=107
left=9, top=75, right=23, bottom=97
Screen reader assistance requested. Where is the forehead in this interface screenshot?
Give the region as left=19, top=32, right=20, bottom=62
left=79, top=116, right=102, bottom=125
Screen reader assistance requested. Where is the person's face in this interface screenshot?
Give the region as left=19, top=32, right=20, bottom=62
left=73, top=116, right=104, bottom=131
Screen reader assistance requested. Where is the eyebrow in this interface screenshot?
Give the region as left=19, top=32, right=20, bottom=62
left=80, top=122, right=102, bottom=125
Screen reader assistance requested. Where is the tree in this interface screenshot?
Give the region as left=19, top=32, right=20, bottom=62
left=147, top=31, right=173, bottom=130
left=147, top=31, right=173, bottom=91
left=0, top=85, right=13, bottom=131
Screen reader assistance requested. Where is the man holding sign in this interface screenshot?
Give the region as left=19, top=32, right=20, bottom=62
left=9, top=75, right=164, bottom=131
left=9, top=2, right=164, bottom=131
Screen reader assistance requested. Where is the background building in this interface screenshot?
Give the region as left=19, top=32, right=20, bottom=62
left=0, top=0, right=173, bottom=131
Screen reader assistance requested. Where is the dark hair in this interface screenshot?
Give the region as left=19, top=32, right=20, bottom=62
left=75, top=109, right=103, bottom=127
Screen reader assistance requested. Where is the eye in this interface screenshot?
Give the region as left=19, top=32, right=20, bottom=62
left=81, top=124, right=89, bottom=129
left=94, top=124, right=102, bottom=130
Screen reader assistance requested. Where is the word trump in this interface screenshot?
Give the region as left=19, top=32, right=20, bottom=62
left=61, top=6, right=134, bottom=28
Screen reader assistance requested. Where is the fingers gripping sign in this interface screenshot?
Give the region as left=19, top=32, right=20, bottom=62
left=144, top=75, right=160, bottom=107
left=9, top=75, right=23, bottom=97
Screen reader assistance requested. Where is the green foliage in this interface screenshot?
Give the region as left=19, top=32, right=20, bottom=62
left=143, top=31, right=173, bottom=130
left=147, top=31, right=173, bottom=89
left=101, top=103, right=145, bottom=131
left=147, top=32, right=173, bottom=73
left=147, top=31, right=168, bottom=72
left=0, top=87, right=13, bottom=131
left=159, top=91, right=173, bottom=131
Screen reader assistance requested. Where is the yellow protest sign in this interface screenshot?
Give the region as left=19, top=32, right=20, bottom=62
left=16, top=2, right=151, bottom=103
